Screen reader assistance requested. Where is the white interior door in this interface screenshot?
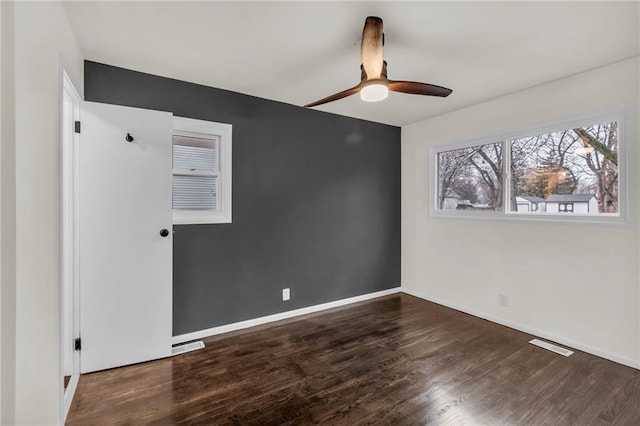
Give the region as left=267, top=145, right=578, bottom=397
left=79, top=101, right=173, bottom=373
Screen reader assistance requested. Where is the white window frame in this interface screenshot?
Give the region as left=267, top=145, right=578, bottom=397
left=429, top=105, right=636, bottom=227
left=172, top=116, right=232, bottom=224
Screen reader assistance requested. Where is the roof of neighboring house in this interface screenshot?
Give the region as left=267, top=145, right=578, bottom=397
left=516, top=195, right=546, bottom=203
left=546, top=194, right=596, bottom=202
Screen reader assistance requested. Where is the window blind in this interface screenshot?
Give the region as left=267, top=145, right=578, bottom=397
left=173, top=175, right=217, bottom=210
left=173, top=145, right=216, bottom=171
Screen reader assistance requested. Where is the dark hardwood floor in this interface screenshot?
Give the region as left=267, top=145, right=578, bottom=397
left=67, top=294, right=640, bottom=425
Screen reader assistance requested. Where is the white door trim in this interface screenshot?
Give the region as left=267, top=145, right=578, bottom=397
left=60, top=69, right=81, bottom=421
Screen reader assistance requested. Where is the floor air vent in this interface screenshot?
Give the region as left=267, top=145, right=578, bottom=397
left=529, top=338, right=573, bottom=357
left=171, top=340, right=205, bottom=356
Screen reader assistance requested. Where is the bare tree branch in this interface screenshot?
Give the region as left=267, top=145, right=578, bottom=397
left=573, top=128, right=618, bottom=165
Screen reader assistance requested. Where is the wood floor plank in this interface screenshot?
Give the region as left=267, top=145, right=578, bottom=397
left=67, top=294, right=640, bottom=425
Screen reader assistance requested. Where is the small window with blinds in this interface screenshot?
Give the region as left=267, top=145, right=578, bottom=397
left=172, top=135, right=219, bottom=211
left=172, top=117, right=232, bottom=224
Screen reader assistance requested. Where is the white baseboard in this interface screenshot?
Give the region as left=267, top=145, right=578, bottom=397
left=63, top=373, right=79, bottom=421
left=401, top=287, right=640, bottom=370
left=172, top=287, right=401, bottom=345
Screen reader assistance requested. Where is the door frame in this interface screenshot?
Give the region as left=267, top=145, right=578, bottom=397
left=60, top=69, right=81, bottom=420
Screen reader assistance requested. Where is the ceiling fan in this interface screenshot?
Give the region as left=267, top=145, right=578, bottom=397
left=305, top=16, right=452, bottom=108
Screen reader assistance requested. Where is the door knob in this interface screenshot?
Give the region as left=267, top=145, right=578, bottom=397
left=159, top=229, right=170, bottom=237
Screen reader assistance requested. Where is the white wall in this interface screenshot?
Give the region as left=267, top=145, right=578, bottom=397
left=402, top=57, right=640, bottom=367
left=6, top=1, right=83, bottom=424
left=1, top=1, right=17, bottom=423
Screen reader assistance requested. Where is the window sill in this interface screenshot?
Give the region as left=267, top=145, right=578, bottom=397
left=430, top=209, right=628, bottom=228
left=173, top=210, right=232, bottom=225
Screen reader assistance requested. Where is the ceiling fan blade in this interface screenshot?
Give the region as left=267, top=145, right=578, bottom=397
left=361, top=16, right=384, bottom=80
left=304, top=84, right=362, bottom=108
left=387, top=80, right=453, bottom=97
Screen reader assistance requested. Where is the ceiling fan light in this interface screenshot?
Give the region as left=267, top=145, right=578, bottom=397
left=360, top=83, right=388, bottom=102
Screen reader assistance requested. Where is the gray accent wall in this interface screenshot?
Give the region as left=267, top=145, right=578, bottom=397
left=84, top=61, right=401, bottom=336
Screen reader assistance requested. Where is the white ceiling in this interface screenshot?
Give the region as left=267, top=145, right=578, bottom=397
left=62, top=1, right=639, bottom=127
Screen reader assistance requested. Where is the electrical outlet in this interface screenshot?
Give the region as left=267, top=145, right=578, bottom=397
left=282, top=288, right=290, bottom=301
left=499, top=293, right=509, bottom=307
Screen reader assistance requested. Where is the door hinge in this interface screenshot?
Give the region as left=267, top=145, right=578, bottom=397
left=74, top=121, right=81, bottom=134
left=74, top=338, right=81, bottom=351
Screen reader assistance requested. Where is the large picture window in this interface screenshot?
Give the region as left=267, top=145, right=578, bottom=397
left=437, top=142, right=503, bottom=211
left=431, top=108, right=633, bottom=224
left=510, top=122, right=618, bottom=215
